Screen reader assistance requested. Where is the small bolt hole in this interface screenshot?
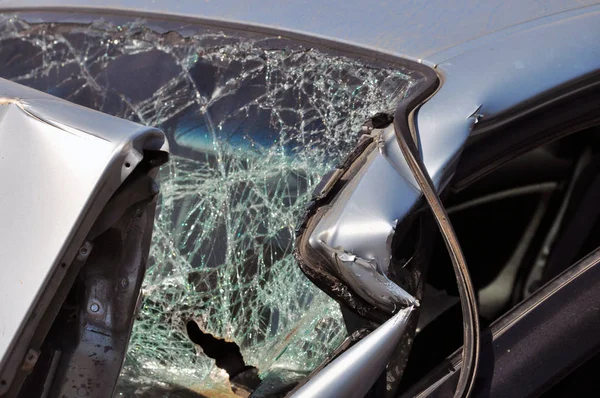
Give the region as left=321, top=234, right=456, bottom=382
left=61, top=262, right=66, bottom=268
left=124, top=162, right=131, bottom=168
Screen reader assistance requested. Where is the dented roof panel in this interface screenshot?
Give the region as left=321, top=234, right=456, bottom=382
left=416, top=5, right=600, bottom=194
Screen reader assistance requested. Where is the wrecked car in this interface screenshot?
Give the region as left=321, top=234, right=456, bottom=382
left=1, top=1, right=600, bottom=397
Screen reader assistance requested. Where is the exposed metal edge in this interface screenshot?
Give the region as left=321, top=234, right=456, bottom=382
left=290, top=306, right=415, bottom=398
left=0, top=81, right=168, bottom=393
left=294, top=63, right=439, bottom=323
left=0, top=144, right=163, bottom=394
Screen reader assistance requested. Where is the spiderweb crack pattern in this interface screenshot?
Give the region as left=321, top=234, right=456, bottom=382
left=0, top=13, right=421, bottom=393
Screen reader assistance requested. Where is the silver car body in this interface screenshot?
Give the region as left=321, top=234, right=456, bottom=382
left=0, top=0, right=599, bottom=396
left=0, top=79, right=168, bottom=394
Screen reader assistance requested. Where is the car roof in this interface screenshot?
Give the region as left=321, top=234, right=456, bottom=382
left=2, top=0, right=599, bottom=233
left=2, top=1, right=599, bottom=219
left=1, top=0, right=599, bottom=62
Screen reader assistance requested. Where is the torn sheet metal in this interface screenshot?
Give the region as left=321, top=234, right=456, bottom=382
left=0, top=77, right=167, bottom=395
left=305, top=126, right=422, bottom=315
left=316, top=228, right=418, bottom=313
left=290, top=306, right=414, bottom=398
left=0, top=13, right=424, bottom=392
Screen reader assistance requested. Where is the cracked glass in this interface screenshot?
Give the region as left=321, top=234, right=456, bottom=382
left=0, top=13, right=424, bottom=396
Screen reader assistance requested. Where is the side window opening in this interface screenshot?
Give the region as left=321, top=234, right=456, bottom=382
left=398, top=125, right=600, bottom=393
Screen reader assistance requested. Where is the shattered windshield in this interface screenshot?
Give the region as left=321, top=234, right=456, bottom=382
left=0, top=13, right=425, bottom=396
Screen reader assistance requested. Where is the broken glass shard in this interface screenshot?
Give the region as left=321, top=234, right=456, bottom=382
left=0, top=13, right=424, bottom=394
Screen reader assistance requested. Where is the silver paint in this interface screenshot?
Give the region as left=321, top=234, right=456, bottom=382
left=290, top=305, right=414, bottom=398
left=308, top=127, right=420, bottom=312
left=0, top=0, right=598, bottom=61
left=310, top=4, right=600, bottom=315
left=0, top=0, right=598, bottom=394
left=418, top=5, right=600, bottom=192
left=0, top=78, right=167, bottom=389
left=1, top=8, right=598, bottom=298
